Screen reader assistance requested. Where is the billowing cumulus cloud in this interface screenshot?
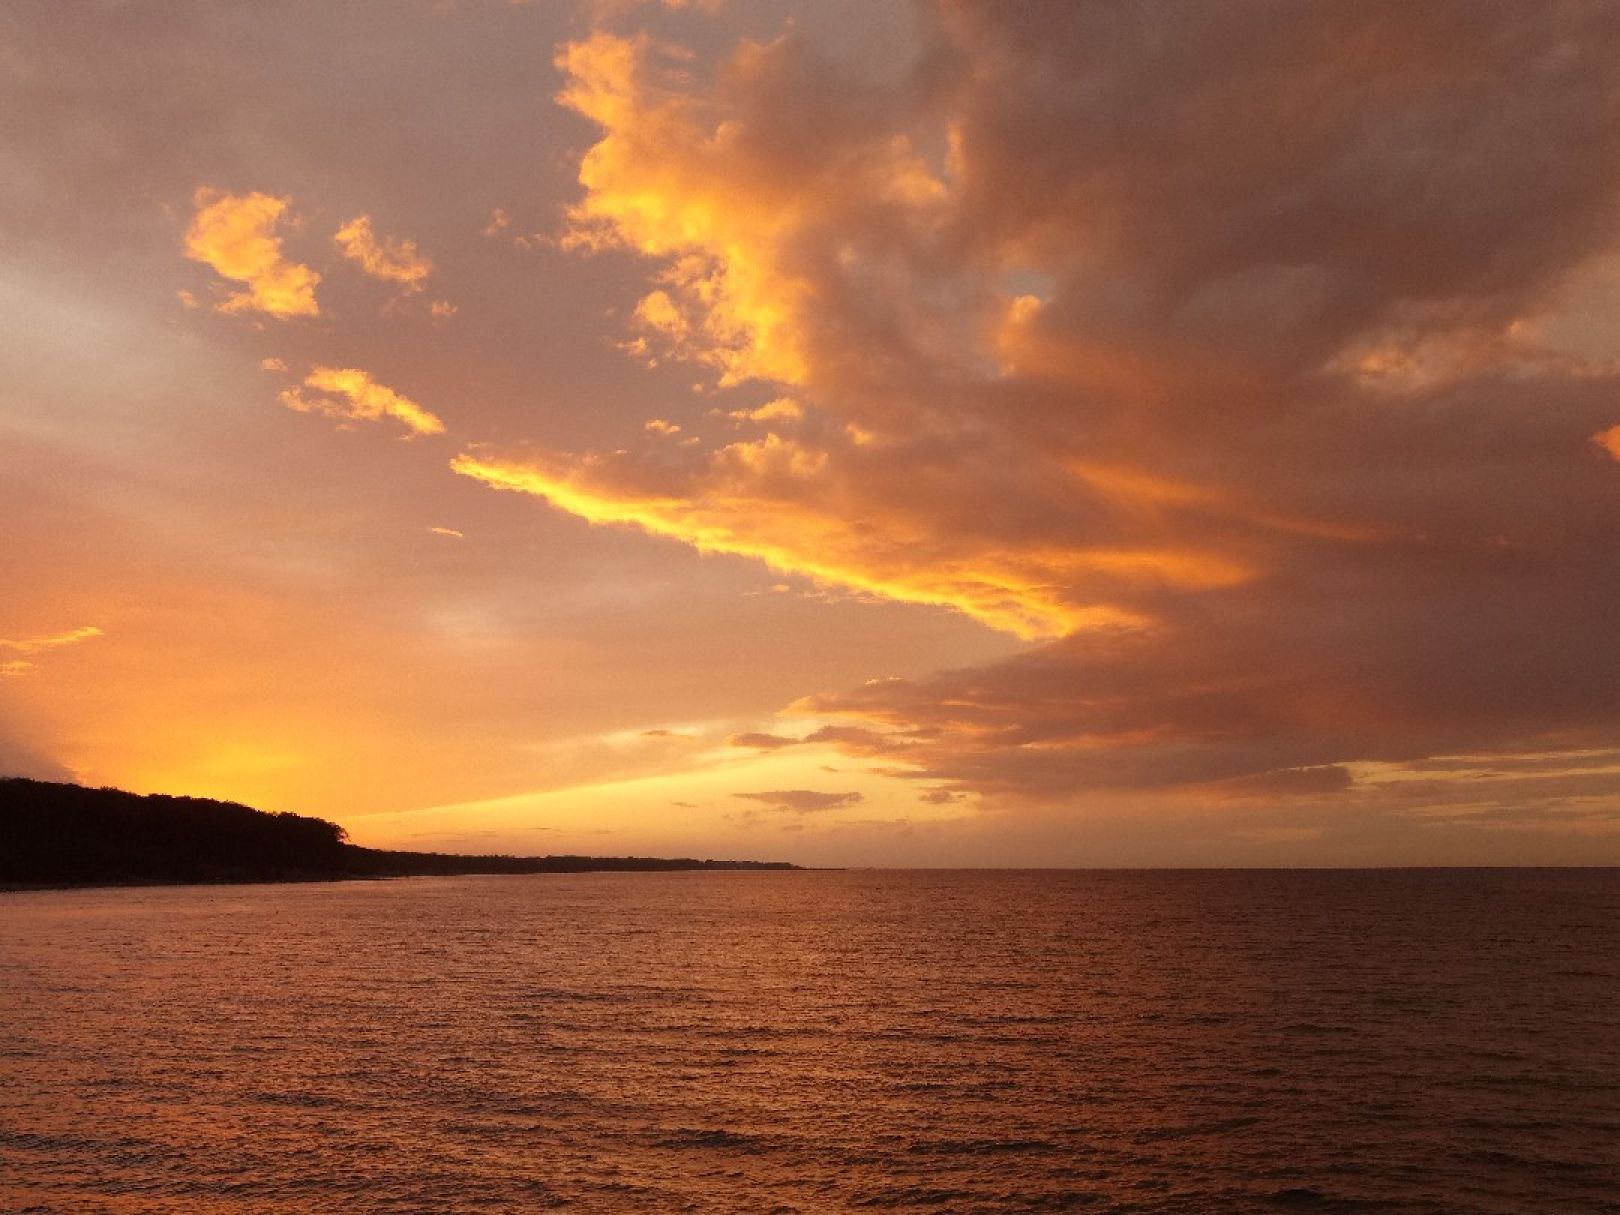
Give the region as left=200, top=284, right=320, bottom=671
left=184, top=189, right=321, bottom=318
left=462, top=1, right=1620, bottom=822
left=333, top=215, right=433, bottom=293
left=281, top=366, right=446, bottom=436
left=551, top=28, right=940, bottom=388
left=734, top=789, right=863, bottom=813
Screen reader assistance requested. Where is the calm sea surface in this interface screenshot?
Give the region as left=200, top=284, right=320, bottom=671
left=2, top=870, right=1617, bottom=1214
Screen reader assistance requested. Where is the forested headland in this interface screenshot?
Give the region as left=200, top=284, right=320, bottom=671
left=0, top=777, right=797, bottom=887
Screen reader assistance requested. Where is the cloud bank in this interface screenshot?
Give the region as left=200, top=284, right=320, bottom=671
left=458, top=1, right=1620, bottom=824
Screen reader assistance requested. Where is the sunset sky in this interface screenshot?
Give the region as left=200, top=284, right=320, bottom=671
left=4, top=1, right=1619, bottom=865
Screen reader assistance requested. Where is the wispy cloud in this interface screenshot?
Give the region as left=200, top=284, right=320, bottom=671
left=0, top=626, right=103, bottom=676
left=281, top=366, right=445, bottom=436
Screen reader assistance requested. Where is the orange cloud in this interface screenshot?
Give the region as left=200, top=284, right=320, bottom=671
left=184, top=188, right=320, bottom=318
left=333, top=215, right=433, bottom=293
left=280, top=366, right=445, bottom=436
left=1594, top=425, right=1620, bottom=461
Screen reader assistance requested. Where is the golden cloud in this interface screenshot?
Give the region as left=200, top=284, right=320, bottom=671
left=280, top=366, right=445, bottom=436
left=184, top=189, right=320, bottom=318
left=452, top=446, right=1158, bottom=639
left=728, top=398, right=802, bottom=425
left=333, top=215, right=433, bottom=293
left=554, top=32, right=953, bottom=390
left=555, top=33, right=808, bottom=387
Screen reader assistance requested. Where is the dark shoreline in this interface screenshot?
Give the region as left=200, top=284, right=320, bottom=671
left=0, top=777, right=801, bottom=888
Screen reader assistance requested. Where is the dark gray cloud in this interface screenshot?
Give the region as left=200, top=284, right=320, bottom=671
left=733, top=789, right=864, bottom=813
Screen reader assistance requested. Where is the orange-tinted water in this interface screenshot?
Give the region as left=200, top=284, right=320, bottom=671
left=3, top=870, right=1618, bottom=1213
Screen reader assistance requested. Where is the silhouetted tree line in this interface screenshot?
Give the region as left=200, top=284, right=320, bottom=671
left=1, top=778, right=349, bottom=884
left=0, top=778, right=796, bottom=886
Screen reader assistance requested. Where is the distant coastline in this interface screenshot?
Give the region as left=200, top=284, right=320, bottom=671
left=0, top=777, right=799, bottom=889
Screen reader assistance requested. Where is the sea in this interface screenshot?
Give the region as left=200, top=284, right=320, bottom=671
left=1, top=870, right=1617, bottom=1214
